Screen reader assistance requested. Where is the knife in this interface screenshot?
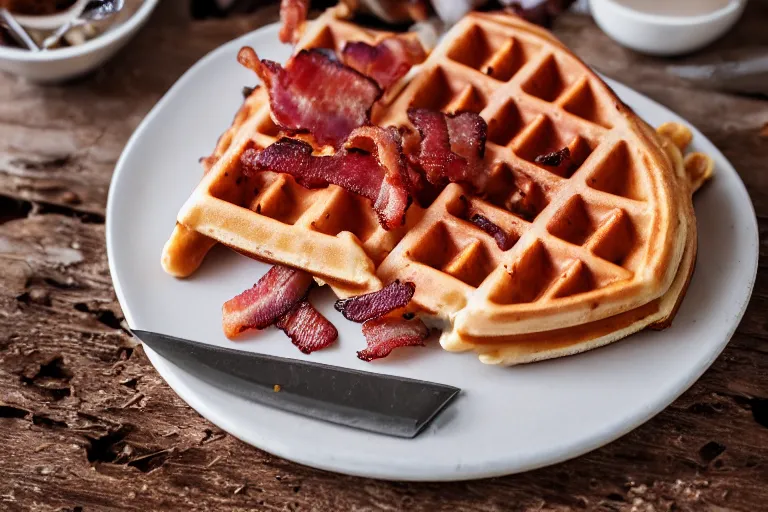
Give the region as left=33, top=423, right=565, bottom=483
left=131, top=330, right=460, bottom=438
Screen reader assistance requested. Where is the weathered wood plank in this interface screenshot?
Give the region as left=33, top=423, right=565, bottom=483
left=0, top=2, right=766, bottom=511
left=0, top=1, right=279, bottom=217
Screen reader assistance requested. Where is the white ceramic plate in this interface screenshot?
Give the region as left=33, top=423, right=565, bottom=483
left=106, top=23, right=759, bottom=481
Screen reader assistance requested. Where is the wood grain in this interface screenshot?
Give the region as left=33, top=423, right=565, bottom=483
left=0, top=2, right=767, bottom=511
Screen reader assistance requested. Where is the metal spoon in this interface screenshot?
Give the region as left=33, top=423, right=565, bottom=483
left=42, top=0, right=124, bottom=50
left=0, top=8, right=40, bottom=51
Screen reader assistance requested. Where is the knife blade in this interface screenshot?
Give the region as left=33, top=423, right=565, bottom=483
left=132, top=330, right=460, bottom=438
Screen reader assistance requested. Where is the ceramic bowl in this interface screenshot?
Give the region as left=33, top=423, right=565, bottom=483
left=0, top=0, right=158, bottom=83
left=11, top=0, right=90, bottom=31
left=590, top=0, right=747, bottom=56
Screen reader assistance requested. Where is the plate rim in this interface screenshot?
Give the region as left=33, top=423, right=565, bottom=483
left=106, top=22, right=760, bottom=481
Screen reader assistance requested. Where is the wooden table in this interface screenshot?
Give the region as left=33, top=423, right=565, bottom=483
left=1, top=2, right=766, bottom=511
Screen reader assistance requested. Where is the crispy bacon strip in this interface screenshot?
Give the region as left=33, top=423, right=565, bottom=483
left=334, top=281, right=415, bottom=323
left=447, top=112, right=487, bottom=166
left=357, top=316, right=430, bottom=361
left=238, top=47, right=381, bottom=147
left=406, top=162, right=440, bottom=206
left=408, top=108, right=488, bottom=189
left=470, top=214, right=515, bottom=251
left=222, top=265, right=313, bottom=339
left=276, top=300, right=338, bottom=354
left=342, top=36, right=426, bottom=89
left=278, top=0, right=309, bottom=44
left=534, top=147, right=570, bottom=167
left=346, top=125, right=413, bottom=228
left=241, top=126, right=412, bottom=229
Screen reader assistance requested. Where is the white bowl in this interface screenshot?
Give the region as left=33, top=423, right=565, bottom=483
left=590, top=0, right=747, bottom=56
left=12, top=0, right=90, bottom=31
left=0, top=0, right=159, bottom=83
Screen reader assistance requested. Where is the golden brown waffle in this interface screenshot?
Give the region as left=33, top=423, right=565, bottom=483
left=162, top=86, right=267, bottom=278
left=163, top=9, right=423, bottom=291
left=375, top=11, right=688, bottom=338
left=439, top=125, right=709, bottom=365
left=163, top=8, right=695, bottom=358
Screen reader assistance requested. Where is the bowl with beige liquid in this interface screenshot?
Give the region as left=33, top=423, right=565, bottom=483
left=590, top=0, right=747, bottom=56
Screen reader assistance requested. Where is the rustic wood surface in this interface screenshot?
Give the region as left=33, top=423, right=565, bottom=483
left=1, top=2, right=767, bottom=511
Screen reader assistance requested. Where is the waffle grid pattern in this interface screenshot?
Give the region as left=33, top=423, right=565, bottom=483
left=375, top=13, right=682, bottom=336
left=164, top=10, right=684, bottom=340
left=166, top=15, right=422, bottom=291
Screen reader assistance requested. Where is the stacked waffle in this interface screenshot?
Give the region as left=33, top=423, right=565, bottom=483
left=162, top=7, right=712, bottom=365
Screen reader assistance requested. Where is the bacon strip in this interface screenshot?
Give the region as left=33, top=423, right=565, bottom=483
left=470, top=214, right=515, bottom=251
left=278, top=0, right=309, bottom=44
left=222, top=265, right=313, bottom=339
left=276, top=300, right=338, bottom=354
left=238, top=47, right=381, bottom=148
left=447, top=112, right=487, bottom=163
left=408, top=108, right=488, bottom=189
left=347, top=126, right=413, bottom=228
left=534, top=147, right=570, bottom=167
left=342, top=36, right=426, bottom=89
left=357, top=316, right=430, bottom=361
left=241, top=126, right=412, bottom=229
left=334, top=281, right=415, bottom=323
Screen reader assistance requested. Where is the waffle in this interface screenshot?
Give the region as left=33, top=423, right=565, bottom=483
left=163, top=8, right=698, bottom=361
left=163, top=9, right=422, bottom=292
left=439, top=128, right=708, bottom=365
left=374, top=11, right=689, bottom=338
left=160, top=87, right=266, bottom=278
